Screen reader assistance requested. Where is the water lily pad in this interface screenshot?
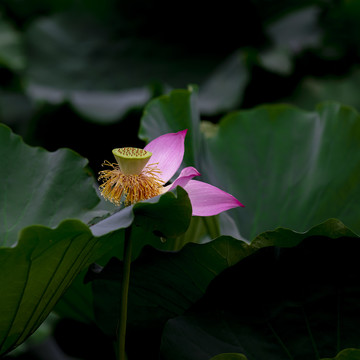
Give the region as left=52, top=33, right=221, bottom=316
left=139, top=90, right=360, bottom=241
left=88, top=235, right=253, bottom=359
left=161, top=228, right=360, bottom=359
left=0, top=123, right=192, bottom=355
left=0, top=123, right=103, bottom=247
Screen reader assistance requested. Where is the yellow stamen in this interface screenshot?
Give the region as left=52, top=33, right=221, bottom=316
left=98, top=160, right=163, bottom=206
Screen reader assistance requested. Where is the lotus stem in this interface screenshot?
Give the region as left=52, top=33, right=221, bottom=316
left=117, top=226, right=132, bottom=360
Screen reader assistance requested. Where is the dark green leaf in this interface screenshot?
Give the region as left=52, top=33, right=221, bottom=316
left=209, top=354, right=248, bottom=360
left=0, top=220, right=117, bottom=355
left=90, top=236, right=253, bottom=339
left=139, top=88, right=202, bottom=169
left=322, top=348, right=360, bottom=360
left=0, top=123, right=104, bottom=247
left=53, top=269, right=95, bottom=324
left=161, top=231, right=360, bottom=360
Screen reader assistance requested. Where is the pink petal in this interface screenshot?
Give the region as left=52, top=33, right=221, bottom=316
left=182, top=180, right=244, bottom=216
left=144, top=130, right=187, bottom=183
left=168, top=166, right=201, bottom=191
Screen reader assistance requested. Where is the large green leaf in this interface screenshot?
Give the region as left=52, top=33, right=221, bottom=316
left=0, top=187, right=191, bottom=356
left=0, top=123, right=104, bottom=247
left=161, top=227, right=360, bottom=360
left=23, top=13, right=223, bottom=124
left=54, top=190, right=192, bottom=329
left=0, top=193, right=191, bottom=356
left=0, top=220, right=108, bottom=354
left=139, top=91, right=360, bottom=241
left=139, top=88, right=201, bottom=169
left=0, top=123, right=192, bottom=355
left=54, top=214, right=223, bottom=326
left=137, top=94, right=360, bottom=358
left=88, top=235, right=253, bottom=358
left=90, top=218, right=358, bottom=359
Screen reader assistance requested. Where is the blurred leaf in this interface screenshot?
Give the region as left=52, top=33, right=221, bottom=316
left=0, top=16, right=25, bottom=72
left=0, top=0, right=120, bottom=28
left=198, top=51, right=250, bottom=115
left=161, top=228, right=360, bottom=359
left=322, top=0, right=360, bottom=58
left=255, top=5, right=323, bottom=76
left=322, top=348, right=360, bottom=360
left=0, top=91, right=33, bottom=132
left=209, top=354, right=248, bottom=360
left=140, top=91, right=360, bottom=241
left=24, top=13, right=221, bottom=123
left=251, top=0, right=320, bottom=23
left=266, top=6, right=322, bottom=55
left=286, top=68, right=360, bottom=111
left=257, top=47, right=293, bottom=75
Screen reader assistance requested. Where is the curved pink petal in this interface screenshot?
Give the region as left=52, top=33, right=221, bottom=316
left=182, top=180, right=244, bottom=216
left=168, top=166, right=201, bottom=191
left=144, top=130, right=187, bottom=183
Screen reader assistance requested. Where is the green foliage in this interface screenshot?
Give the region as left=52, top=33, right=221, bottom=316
left=89, top=236, right=253, bottom=339
left=286, top=68, right=360, bottom=112
left=323, top=348, right=360, bottom=360
left=140, top=89, right=360, bottom=241
left=1, top=3, right=360, bottom=357
left=3, top=84, right=360, bottom=358
left=0, top=123, right=192, bottom=355
left=70, top=92, right=360, bottom=359
left=161, top=232, right=360, bottom=360
left=209, top=354, right=248, bottom=360
left=0, top=123, right=103, bottom=247
left=0, top=16, right=25, bottom=72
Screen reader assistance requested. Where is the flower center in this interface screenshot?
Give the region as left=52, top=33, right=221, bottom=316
left=112, top=147, right=152, bottom=175
left=98, top=147, right=163, bottom=206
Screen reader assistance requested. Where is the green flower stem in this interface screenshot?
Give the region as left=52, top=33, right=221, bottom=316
left=117, top=226, right=132, bottom=360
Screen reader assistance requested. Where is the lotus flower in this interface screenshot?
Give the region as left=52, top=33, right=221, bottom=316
left=98, top=130, right=243, bottom=216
